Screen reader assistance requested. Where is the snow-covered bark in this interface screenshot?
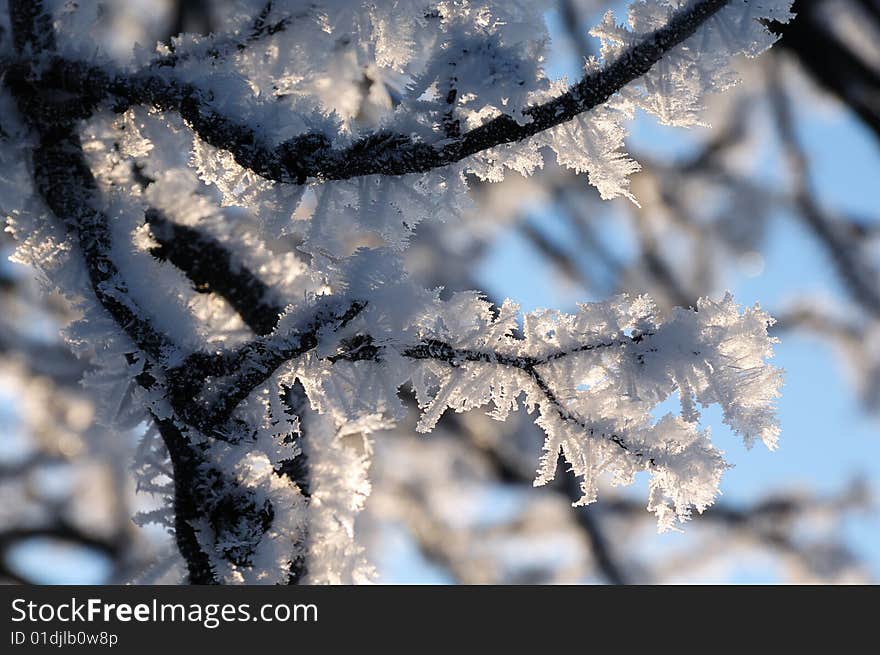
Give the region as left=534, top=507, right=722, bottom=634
left=0, top=0, right=791, bottom=583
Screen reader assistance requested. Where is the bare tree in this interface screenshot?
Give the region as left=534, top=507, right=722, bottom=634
left=0, top=0, right=874, bottom=585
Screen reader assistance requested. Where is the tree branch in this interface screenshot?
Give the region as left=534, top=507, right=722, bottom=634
left=5, top=0, right=293, bottom=584
left=146, top=207, right=283, bottom=336
left=14, top=0, right=732, bottom=184
left=400, top=334, right=657, bottom=463
left=766, top=58, right=880, bottom=318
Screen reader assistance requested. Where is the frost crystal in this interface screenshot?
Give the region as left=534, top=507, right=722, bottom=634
left=0, top=0, right=791, bottom=581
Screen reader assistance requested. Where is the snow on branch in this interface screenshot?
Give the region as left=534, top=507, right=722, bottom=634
left=1, top=0, right=796, bottom=260
left=0, top=0, right=791, bottom=581
left=285, top=282, right=782, bottom=531
left=4, top=0, right=789, bottom=185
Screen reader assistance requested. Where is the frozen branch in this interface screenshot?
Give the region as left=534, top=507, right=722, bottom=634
left=7, top=0, right=733, bottom=184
